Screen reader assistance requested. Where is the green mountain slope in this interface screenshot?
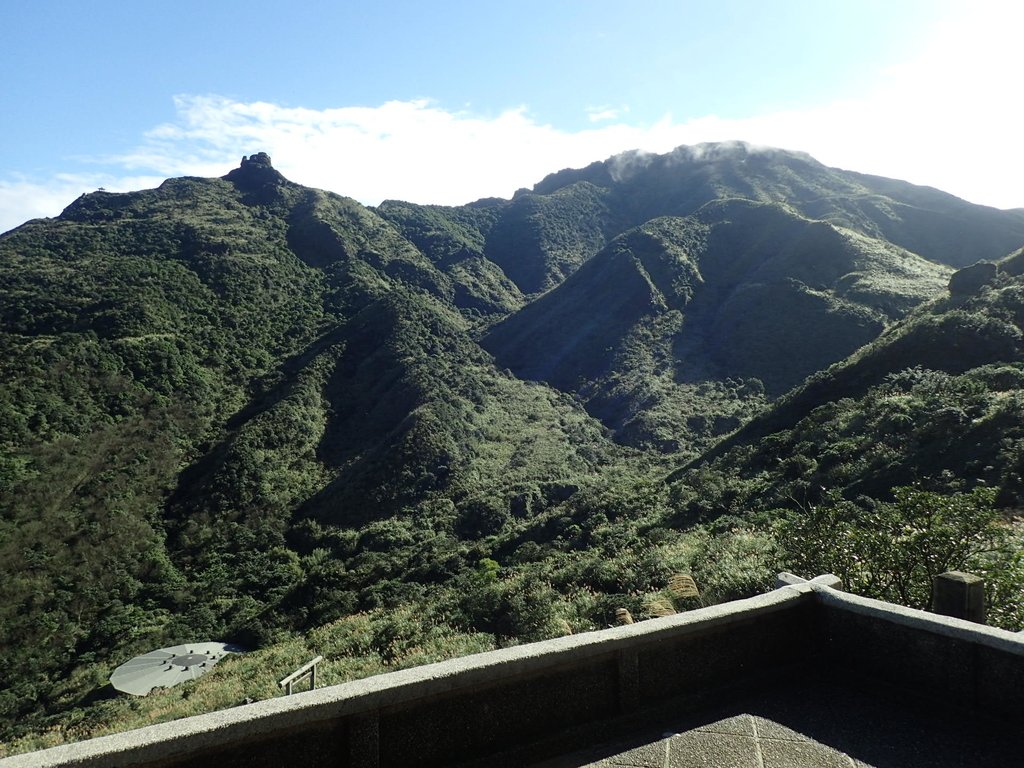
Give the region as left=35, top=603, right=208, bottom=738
left=680, top=250, right=1024, bottom=511
left=379, top=180, right=615, bottom=299
left=0, top=154, right=619, bottom=738
left=371, top=199, right=523, bottom=317
left=483, top=200, right=950, bottom=451
left=532, top=142, right=1024, bottom=268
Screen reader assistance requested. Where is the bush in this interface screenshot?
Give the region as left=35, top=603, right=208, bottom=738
left=776, top=486, right=1021, bottom=624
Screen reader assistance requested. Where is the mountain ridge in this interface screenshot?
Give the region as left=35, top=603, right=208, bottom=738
left=3, top=145, right=1024, bottom=752
left=527, top=141, right=1024, bottom=268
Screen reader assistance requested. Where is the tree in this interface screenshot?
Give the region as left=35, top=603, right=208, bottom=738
left=777, top=486, right=1011, bottom=613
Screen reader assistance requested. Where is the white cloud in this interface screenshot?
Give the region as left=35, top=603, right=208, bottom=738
left=118, top=78, right=1024, bottom=213
left=2, top=2, right=1022, bottom=234
left=0, top=173, right=167, bottom=233
left=0, top=177, right=86, bottom=230
left=107, top=96, right=665, bottom=207
left=586, top=105, right=623, bottom=123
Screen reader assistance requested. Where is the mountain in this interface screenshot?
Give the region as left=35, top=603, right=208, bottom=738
left=655, top=248, right=1024, bottom=624
left=382, top=142, right=1024, bottom=451
left=686, top=246, right=1024, bottom=506
left=529, top=142, right=1024, bottom=268
left=481, top=199, right=950, bottom=451
left=3, top=145, right=1024, bottom=752
left=0, top=153, right=619, bottom=736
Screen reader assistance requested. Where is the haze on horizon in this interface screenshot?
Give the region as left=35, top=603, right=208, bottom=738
left=2, top=0, right=1022, bottom=234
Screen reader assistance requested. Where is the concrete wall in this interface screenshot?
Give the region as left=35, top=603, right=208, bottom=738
left=5, top=580, right=1023, bottom=768
left=1, top=587, right=818, bottom=768
left=815, top=585, right=1024, bottom=720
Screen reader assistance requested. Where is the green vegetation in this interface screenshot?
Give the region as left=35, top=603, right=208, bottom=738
left=777, top=486, right=1023, bottom=626
left=483, top=202, right=948, bottom=451
left=532, top=142, right=1024, bottom=268
left=3, top=146, right=1024, bottom=755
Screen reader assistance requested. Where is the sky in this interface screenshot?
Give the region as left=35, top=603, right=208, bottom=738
left=1, top=0, right=1022, bottom=233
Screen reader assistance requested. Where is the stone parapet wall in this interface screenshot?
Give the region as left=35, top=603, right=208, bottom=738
left=5, top=580, right=1023, bottom=768
left=2, top=587, right=817, bottom=768
left=814, top=584, right=1024, bottom=720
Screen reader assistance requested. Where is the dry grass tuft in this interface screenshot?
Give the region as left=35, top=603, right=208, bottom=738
left=642, top=595, right=677, bottom=618
left=668, top=573, right=700, bottom=600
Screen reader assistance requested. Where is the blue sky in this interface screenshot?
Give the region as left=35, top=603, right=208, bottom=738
left=2, top=1, right=1022, bottom=233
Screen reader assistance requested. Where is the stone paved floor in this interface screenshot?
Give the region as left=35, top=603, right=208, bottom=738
left=582, top=713, right=863, bottom=767
left=531, top=673, right=1020, bottom=768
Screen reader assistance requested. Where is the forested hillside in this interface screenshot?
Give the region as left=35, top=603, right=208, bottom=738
left=3, top=146, right=1024, bottom=754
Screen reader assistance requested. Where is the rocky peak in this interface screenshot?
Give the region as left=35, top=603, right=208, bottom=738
left=240, top=152, right=274, bottom=169
left=224, top=152, right=288, bottom=202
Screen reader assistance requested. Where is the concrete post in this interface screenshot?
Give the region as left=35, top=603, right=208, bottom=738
left=932, top=571, right=985, bottom=624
